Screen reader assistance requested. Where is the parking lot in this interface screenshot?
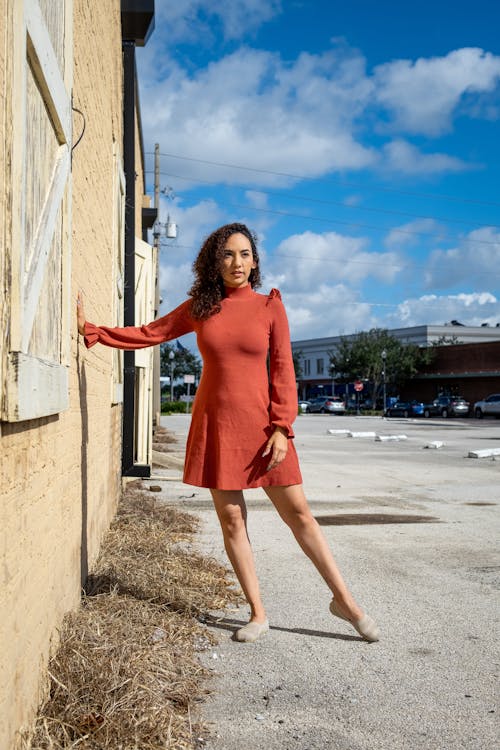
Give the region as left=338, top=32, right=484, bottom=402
left=293, top=413, right=500, bottom=507
left=159, top=413, right=499, bottom=750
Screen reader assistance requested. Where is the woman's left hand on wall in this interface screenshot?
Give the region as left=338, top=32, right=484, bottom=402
left=76, top=291, right=86, bottom=335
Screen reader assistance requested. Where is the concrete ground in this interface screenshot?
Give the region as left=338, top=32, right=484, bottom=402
left=153, top=413, right=499, bottom=750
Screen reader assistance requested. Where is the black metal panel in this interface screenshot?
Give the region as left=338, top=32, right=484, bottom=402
left=122, top=463, right=152, bottom=478
left=142, top=206, right=157, bottom=242
left=121, top=0, right=155, bottom=46
left=122, top=41, right=136, bottom=475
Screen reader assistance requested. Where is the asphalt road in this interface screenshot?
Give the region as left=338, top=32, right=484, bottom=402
left=157, top=413, right=499, bottom=750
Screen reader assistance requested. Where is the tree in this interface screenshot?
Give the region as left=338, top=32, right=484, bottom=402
left=329, top=328, right=434, bottom=404
left=292, top=349, right=303, bottom=379
left=160, top=342, right=202, bottom=393
left=432, top=335, right=460, bottom=346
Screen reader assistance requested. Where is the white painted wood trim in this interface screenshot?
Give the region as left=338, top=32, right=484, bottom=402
left=25, top=0, right=72, bottom=144
left=22, top=147, right=71, bottom=351
left=8, top=0, right=29, bottom=350
left=134, top=239, right=154, bottom=369
left=3, top=352, right=69, bottom=421
left=113, top=383, right=124, bottom=404
left=111, top=143, right=125, bottom=404
left=60, top=176, right=72, bottom=367
left=134, top=238, right=154, bottom=458
left=2, top=0, right=73, bottom=420
left=60, top=0, right=73, bottom=367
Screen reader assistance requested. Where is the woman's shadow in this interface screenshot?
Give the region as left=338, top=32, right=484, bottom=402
left=204, top=616, right=362, bottom=642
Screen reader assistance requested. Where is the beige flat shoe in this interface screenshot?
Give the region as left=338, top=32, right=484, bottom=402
left=330, top=599, right=380, bottom=642
left=234, top=618, right=269, bottom=643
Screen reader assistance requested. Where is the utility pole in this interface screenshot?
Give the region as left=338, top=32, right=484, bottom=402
left=152, top=143, right=161, bottom=427
left=154, top=142, right=160, bottom=210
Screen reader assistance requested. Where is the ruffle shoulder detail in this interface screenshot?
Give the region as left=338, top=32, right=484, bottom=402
left=266, top=287, right=282, bottom=304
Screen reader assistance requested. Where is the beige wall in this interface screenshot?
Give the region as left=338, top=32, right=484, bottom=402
left=0, top=0, right=6, bottom=402
left=0, top=2, right=139, bottom=747
left=135, top=106, right=147, bottom=231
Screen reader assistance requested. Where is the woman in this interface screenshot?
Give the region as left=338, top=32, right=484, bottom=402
left=77, top=223, right=379, bottom=643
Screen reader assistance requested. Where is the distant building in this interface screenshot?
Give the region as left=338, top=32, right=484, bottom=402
left=292, top=323, right=500, bottom=401
left=401, top=340, right=500, bottom=406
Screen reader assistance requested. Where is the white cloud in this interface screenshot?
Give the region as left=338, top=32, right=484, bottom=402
left=152, top=0, right=282, bottom=44
left=254, top=229, right=406, bottom=338
left=384, top=218, right=446, bottom=249
left=137, top=46, right=376, bottom=186
left=245, top=190, right=268, bottom=209
left=382, top=140, right=468, bottom=175
left=284, top=284, right=375, bottom=341
left=213, top=0, right=282, bottom=39
left=424, top=227, right=500, bottom=290
left=385, top=292, right=500, bottom=328
left=137, top=41, right=500, bottom=186
left=152, top=199, right=500, bottom=342
left=267, top=230, right=403, bottom=292
left=156, top=198, right=223, bottom=312
left=343, top=194, right=363, bottom=207
left=373, top=48, right=500, bottom=136
left=287, top=288, right=500, bottom=340
left=138, top=49, right=489, bottom=185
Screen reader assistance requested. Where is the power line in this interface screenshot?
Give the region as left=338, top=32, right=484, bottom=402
left=158, top=241, right=500, bottom=278
left=158, top=198, right=500, bottom=247
left=145, top=150, right=500, bottom=208
left=146, top=169, right=500, bottom=231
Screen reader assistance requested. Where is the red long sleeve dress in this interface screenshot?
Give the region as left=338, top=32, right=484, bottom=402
left=84, top=285, right=302, bottom=490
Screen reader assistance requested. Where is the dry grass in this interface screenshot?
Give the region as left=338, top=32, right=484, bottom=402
left=152, top=426, right=179, bottom=453
left=20, top=482, right=241, bottom=749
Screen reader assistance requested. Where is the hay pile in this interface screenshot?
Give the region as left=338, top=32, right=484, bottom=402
left=152, top=425, right=178, bottom=454
left=21, top=482, right=241, bottom=749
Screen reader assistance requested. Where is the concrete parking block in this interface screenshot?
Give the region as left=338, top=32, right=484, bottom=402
left=468, top=447, right=500, bottom=458
left=375, top=434, right=408, bottom=442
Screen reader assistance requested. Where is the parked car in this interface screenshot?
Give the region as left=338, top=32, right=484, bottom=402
left=473, top=393, right=500, bottom=418
left=346, top=397, right=376, bottom=412
left=385, top=400, right=424, bottom=418
left=308, top=397, right=345, bottom=414
left=298, top=400, right=311, bottom=413
left=423, top=396, right=469, bottom=418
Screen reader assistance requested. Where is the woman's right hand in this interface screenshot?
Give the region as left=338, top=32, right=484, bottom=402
left=76, top=291, right=86, bottom=335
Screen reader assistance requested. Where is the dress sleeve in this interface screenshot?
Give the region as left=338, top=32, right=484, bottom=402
left=268, top=289, right=297, bottom=439
left=84, top=299, right=195, bottom=350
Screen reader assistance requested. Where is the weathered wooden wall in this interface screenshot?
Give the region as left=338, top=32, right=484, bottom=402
left=0, top=1, right=136, bottom=746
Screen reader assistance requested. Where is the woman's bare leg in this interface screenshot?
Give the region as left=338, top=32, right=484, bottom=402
left=264, top=484, right=363, bottom=621
left=210, top=489, right=267, bottom=623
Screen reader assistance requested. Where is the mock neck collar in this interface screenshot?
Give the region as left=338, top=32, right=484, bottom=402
left=224, top=284, right=254, bottom=298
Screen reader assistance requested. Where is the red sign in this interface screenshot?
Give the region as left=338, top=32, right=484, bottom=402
left=354, top=381, right=364, bottom=392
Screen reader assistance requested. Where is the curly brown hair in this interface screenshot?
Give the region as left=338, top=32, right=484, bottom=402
left=188, top=223, right=262, bottom=319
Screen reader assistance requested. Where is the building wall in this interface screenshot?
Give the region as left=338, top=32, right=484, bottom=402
left=0, top=2, right=131, bottom=746
left=293, top=326, right=500, bottom=396
left=135, top=106, right=146, bottom=230
left=0, top=0, right=6, bottom=402
left=401, top=341, right=500, bottom=405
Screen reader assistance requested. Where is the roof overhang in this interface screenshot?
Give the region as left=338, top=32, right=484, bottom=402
left=142, top=206, right=158, bottom=231
left=121, top=0, right=155, bottom=46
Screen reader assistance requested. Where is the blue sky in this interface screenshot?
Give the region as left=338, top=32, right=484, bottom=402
left=137, top=0, right=500, bottom=342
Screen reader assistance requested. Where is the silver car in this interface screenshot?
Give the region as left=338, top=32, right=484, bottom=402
left=308, top=397, right=345, bottom=414
left=473, top=393, right=500, bottom=419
